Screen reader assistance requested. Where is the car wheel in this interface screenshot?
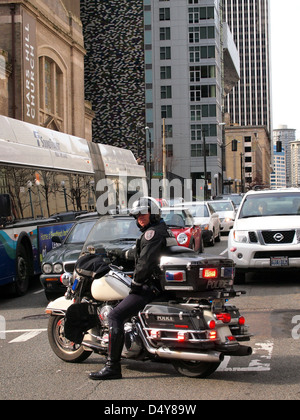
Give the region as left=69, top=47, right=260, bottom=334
left=235, top=271, right=246, bottom=284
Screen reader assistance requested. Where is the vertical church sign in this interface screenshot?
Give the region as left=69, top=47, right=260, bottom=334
left=22, top=10, right=38, bottom=124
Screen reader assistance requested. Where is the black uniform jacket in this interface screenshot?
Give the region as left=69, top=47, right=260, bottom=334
left=133, top=219, right=177, bottom=287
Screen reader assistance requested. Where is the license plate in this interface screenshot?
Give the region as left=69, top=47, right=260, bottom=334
left=270, top=256, right=289, bottom=267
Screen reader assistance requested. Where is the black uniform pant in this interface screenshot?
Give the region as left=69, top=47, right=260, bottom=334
left=108, top=287, right=155, bottom=330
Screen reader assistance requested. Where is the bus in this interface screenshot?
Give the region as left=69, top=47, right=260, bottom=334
left=0, top=115, right=147, bottom=296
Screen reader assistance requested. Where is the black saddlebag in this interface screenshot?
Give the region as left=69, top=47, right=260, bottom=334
left=160, top=251, right=235, bottom=298
left=64, top=303, right=98, bottom=344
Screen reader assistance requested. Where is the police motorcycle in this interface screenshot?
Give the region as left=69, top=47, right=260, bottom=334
left=46, top=245, right=252, bottom=378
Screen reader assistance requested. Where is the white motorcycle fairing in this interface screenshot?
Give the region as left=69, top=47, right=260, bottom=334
left=46, top=296, right=73, bottom=315
left=91, top=270, right=131, bottom=301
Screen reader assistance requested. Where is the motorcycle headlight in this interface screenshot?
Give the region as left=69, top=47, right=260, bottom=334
left=53, top=263, right=64, bottom=274
left=177, top=233, right=188, bottom=245
left=233, top=230, right=249, bottom=243
left=42, top=263, right=52, bottom=274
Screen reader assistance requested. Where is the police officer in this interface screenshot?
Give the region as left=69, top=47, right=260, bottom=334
left=89, top=197, right=177, bottom=380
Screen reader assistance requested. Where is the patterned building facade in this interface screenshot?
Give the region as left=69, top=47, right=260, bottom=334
left=80, top=0, right=146, bottom=162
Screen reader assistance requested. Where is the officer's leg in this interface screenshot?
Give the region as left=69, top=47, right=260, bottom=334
left=89, top=291, right=151, bottom=380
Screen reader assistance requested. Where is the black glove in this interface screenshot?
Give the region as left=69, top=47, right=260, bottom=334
left=129, top=280, right=142, bottom=294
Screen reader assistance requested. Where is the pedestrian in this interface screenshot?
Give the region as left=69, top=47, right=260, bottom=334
left=89, top=197, right=177, bottom=380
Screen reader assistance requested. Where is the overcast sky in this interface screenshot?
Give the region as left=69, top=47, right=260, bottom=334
left=270, top=0, right=300, bottom=138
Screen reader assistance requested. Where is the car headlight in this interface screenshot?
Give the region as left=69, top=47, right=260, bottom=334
left=177, top=233, right=189, bottom=245
left=233, top=230, right=249, bottom=243
left=53, top=263, right=64, bottom=274
left=42, top=263, right=52, bottom=274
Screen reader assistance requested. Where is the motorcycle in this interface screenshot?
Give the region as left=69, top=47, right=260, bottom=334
left=46, top=245, right=252, bottom=378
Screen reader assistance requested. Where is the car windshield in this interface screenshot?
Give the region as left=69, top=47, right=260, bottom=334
left=239, top=192, right=300, bottom=218
left=161, top=209, right=193, bottom=227
left=65, top=219, right=97, bottom=244
left=184, top=204, right=209, bottom=218
left=210, top=201, right=234, bottom=212
left=84, top=217, right=140, bottom=246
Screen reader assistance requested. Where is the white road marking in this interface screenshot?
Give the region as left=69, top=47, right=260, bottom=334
left=217, top=341, right=274, bottom=372
left=0, top=329, right=47, bottom=343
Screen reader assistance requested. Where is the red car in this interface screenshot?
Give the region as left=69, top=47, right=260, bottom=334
left=161, top=207, right=204, bottom=253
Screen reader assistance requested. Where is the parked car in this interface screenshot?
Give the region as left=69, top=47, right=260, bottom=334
left=40, top=216, right=98, bottom=300
left=228, top=188, right=300, bottom=283
left=175, top=201, right=221, bottom=246
left=208, top=199, right=236, bottom=234
left=81, top=214, right=141, bottom=271
left=154, top=198, right=169, bottom=207
left=161, top=207, right=204, bottom=253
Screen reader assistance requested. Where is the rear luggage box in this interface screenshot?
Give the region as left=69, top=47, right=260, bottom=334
left=160, top=252, right=235, bottom=298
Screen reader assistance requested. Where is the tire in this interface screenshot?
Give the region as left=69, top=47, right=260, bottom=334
left=14, top=244, right=30, bottom=296
left=172, top=360, right=221, bottom=378
left=234, top=271, right=246, bottom=285
left=48, top=315, right=92, bottom=363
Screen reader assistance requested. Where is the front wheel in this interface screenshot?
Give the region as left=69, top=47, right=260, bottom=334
left=48, top=315, right=92, bottom=363
left=172, top=360, right=221, bottom=378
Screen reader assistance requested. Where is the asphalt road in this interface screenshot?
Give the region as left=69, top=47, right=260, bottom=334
left=1, top=236, right=300, bottom=402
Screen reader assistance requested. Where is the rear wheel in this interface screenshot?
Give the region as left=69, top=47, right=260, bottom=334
left=172, top=360, right=221, bottom=378
left=14, top=244, right=30, bottom=296
left=48, top=315, right=92, bottom=363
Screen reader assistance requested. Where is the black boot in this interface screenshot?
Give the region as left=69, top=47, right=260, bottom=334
left=89, top=328, right=124, bottom=380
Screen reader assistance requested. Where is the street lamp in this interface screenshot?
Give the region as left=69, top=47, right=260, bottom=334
left=27, top=180, right=34, bottom=218
left=145, top=126, right=152, bottom=195
left=61, top=181, right=68, bottom=212
left=201, top=128, right=208, bottom=200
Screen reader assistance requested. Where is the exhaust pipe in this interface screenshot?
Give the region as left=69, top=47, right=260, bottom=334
left=232, top=345, right=252, bottom=357
left=136, top=323, right=224, bottom=363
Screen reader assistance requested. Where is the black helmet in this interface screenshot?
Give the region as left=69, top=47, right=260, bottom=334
left=130, top=197, right=161, bottom=223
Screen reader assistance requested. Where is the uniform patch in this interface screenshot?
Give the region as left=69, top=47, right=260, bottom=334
left=145, top=230, right=155, bottom=240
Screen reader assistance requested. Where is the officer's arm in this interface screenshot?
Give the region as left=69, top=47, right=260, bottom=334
left=133, top=234, right=165, bottom=285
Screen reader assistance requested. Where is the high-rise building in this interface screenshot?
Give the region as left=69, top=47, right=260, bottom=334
left=81, top=0, right=239, bottom=196
left=223, top=0, right=272, bottom=135
left=144, top=0, right=239, bottom=195
left=273, top=125, right=296, bottom=187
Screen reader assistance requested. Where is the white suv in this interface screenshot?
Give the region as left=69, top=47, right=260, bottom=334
left=228, top=188, right=300, bottom=282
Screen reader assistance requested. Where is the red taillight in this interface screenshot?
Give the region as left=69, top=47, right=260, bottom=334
left=216, top=313, right=232, bottom=324
left=238, top=316, right=245, bottom=326
left=177, top=332, right=188, bottom=342
left=208, top=320, right=216, bottom=329
left=226, top=335, right=237, bottom=342
left=202, top=268, right=218, bottom=279
left=208, top=330, right=217, bottom=340
left=150, top=330, right=161, bottom=339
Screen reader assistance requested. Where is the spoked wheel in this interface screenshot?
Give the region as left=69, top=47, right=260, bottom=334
left=48, top=315, right=92, bottom=363
left=172, top=360, right=221, bottom=378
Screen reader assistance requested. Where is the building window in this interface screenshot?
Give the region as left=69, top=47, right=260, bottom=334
left=160, top=66, right=172, bottom=79
left=166, top=144, right=173, bottom=157
left=161, top=86, right=172, bottom=99
left=39, top=56, right=63, bottom=127
left=161, top=105, right=172, bottom=118
left=160, top=27, right=171, bottom=40
left=159, top=8, right=170, bottom=21
left=190, top=85, right=201, bottom=101
left=160, top=47, right=171, bottom=60
left=190, top=105, right=201, bottom=121
left=191, top=143, right=217, bottom=157
left=161, top=124, right=173, bottom=138
left=191, top=124, right=217, bottom=139
left=189, top=46, right=215, bottom=61
left=188, top=7, right=214, bottom=23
